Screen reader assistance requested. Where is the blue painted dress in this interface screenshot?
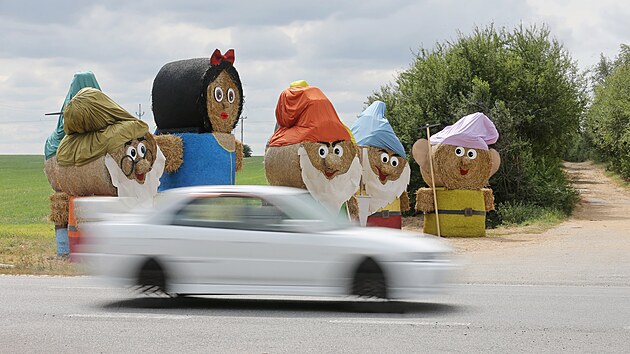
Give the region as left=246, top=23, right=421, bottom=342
left=158, top=133, right=236, bottom=191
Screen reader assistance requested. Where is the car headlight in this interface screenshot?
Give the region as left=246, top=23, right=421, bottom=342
left=405, top=252, right=451, bottom=263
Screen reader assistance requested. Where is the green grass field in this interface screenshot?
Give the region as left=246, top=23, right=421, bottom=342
left=0, top=154, right=267, bottom=274
left=0, top=155, right=52, bottom=225
left=235, top=156, right=267, bottom=185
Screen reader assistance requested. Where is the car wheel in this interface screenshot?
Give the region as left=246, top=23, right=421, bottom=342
left=136, top=258, right=171, bottom=297
left=351, top=258, right=388, bottom=299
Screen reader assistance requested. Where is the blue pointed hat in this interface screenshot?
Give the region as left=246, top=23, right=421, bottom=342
left=350, top=101, right=406, bottom=158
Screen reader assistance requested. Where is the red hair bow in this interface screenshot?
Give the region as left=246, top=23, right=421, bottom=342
left=210, top=49, right=235, bottom=65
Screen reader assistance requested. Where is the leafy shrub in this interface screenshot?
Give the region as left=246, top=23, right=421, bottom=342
left=373, top=24, right=586, bottom=222
left=496, top=201, right=564, bottom=226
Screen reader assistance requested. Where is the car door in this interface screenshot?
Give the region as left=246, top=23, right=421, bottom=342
left=229, top=197, right=348, bottom=289
left=169, top=194, right=267, bottom=285
left=170, top=193, right=349, bottom=289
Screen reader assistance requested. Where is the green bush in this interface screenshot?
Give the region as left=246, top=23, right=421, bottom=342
left=496, top=201, right=564, bottom=226
left=584, top=46, right=630, bottom=181
left=372, top=24, right=586, bottom=223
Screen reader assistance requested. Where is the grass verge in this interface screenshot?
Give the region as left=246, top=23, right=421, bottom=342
left=0, top=223, right=81, bottom=275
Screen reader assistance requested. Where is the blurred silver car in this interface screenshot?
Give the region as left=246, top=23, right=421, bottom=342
left=77, top=185, right=457, bottom=300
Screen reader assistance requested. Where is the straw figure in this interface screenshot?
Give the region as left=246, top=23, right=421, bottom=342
left=43, top=71, right=101, bottom=256
left=44, top=88, right=166, bottom=201
left=264, top=81, right=362, bottom=212
left=348, top=101, right=410, bottom=228
left=413, top=112, right=500, bottom=237
left=44, top=88, right=166, bottom=254
left=151, top=48, right=244, bottom=190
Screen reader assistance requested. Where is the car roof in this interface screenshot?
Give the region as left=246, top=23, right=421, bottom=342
left=160, top=185, right=309, bottom=198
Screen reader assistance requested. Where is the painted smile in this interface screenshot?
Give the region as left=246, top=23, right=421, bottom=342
left=377, top=167, right=388, bottom=182
left=324, top=170, right=338, bottom=179
left=220, top=112, right=228, bottom=120
left=135, top=173, right=146, bottom=182
left=460, top=168, right=469, bottom=176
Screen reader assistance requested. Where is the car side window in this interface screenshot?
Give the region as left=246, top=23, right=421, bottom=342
left=172, top=195, right=289, bottom=232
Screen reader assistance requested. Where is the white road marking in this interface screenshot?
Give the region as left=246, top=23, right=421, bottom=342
left=329, top=319, right=471, bottom=326
left=50, top=286, right=119, bottom=290
left=455, top=283, right=630, bottom=289
left=65, top=313, right=193, bottom=320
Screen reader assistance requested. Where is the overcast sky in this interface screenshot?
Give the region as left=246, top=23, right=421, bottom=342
left=1, top=0, right=628, bottom=156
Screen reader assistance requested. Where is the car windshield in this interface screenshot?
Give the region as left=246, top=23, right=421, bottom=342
left=266, top=192, right=352, bottom=231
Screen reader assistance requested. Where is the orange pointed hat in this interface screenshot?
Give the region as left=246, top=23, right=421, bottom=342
left=268, top=81, right=352, bottom=147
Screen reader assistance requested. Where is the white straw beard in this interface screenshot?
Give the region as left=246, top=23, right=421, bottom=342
left=298, top=145, right=362, bottom=212
left=363, top=159, right=410, bottom=214
left=104, top=146, right=166, bottom=208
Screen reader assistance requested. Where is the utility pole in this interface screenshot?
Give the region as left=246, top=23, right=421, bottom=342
left=135, top=104, right=145, bottom=120
left=239, top=116, right=247, bottom=143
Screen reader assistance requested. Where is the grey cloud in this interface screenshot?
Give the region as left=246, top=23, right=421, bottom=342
left=1, top=0, right=626, bottom=155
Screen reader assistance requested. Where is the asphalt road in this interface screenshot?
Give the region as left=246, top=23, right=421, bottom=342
left=1, top=275, right=628, bottom=353
left=2, top=163, right=628, bottom=353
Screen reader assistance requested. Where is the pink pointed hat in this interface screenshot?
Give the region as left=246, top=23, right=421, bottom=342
left=429, top=112, right=498, bottom=150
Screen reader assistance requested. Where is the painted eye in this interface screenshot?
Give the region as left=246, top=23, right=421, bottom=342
left=126, top=146, right=137, bottom=159
left=390, top=156, right=399, bottom=167
left=227, top=88, right=235, bottom=103
left=333, top=145, right=344, bottom=156
left=318, top=146, right=329, bottom=158
left=137, top=143, right=146, bottom=158
left=380, top=152, right=389, bottom=164
left=214, top=87, right=224, bottom=102
left=467, top=149, right=477, bottom=159
left=455, top=146, right=465, bottom=157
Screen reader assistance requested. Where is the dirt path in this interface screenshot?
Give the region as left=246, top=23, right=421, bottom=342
left=406, top=161, right=630, bottom=285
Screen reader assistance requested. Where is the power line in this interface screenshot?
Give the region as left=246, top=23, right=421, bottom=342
left=0, top=119, right=50, bottom=124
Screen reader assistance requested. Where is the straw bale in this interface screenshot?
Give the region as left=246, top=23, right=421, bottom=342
left=235, top=138, right=243, bottom=172
left=413, top=139, right=444, bottom=187
left=206, top=71, right=241, bottom=133
left=483, top=188, right=495, bottom=211
left=152, top=58, right=211, bottom=131
left=155, top=134, right=183, bottom=173
left=213, top=132, right=236, bottom=150
left=400, top=190, right=410, bottom=212
left=44, top=158, right=63, bottom=192
left=434, top=144, right=492, bottom=190
left=346, top=195, right=359, bottom=221
left=301, top=141, right=358, bottom=178
left=420, top=167, right=444, bottom=188
left=422, top=189, right=486, bottom=237
left=54, top=156, right=117, bottom=196
left=152, top=57, right=243, bottom=133
left=201, top=61, right=243, bottom=133
left=366, top=146, right=407, bottom=183
left=264, top=144, right=305, bottom=188
left=415, top=188, right=436, bottom=212
left=49, top=192, right=70, bottom=225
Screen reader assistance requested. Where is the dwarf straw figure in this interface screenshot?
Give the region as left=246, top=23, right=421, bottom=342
left=44, top=88, right=166, bottom=253
left=348, top=101, right=410, bottom=228
left=45, top=88, right=166, bottom=201
left=152, top=48, right=244, bottom=190
left=264, top=80, right=362, bottom=212
left=413, top=112, right=501, bottom=237
left=43, top=71, right=101, bottom=256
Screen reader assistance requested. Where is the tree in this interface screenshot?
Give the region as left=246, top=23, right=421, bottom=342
left=370, top=24, right=586, bottom=219
left=243, top=144, right=252, bottom=158
left=584, top=45, right=630, bottom=180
